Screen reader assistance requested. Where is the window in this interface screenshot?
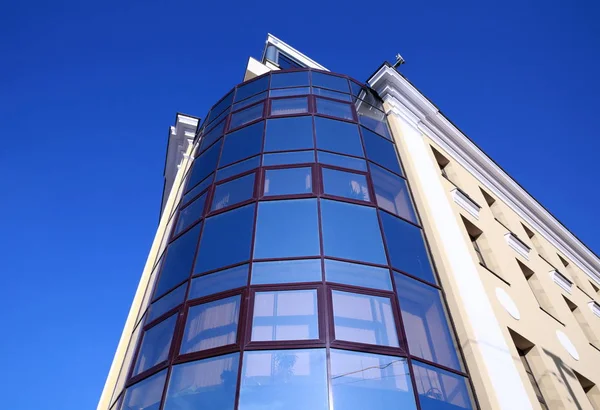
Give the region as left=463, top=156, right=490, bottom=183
left=264, top=116, right=314, bottom=152
left=322, top=168, right=370, bottom=202
left=219, top=121, right=263, bottom=167
left=312, top=87, right=352, bottom=101
left=263, top=167, right=313, bottom=196
left=251, top=289, right=319, bottom=341
left=189, top=264, right=249, bottom=300
left=316, top=98, right=353, bottom=120
left=186, top=139, right=222, bottom=193
left=235, top=75, right=269, bottom=102
left=120, top=369, right=167, bottom=410
left=110, top=322, right=144, bottom=406
left=563, top=296, right=600, bottom=346
left=229, top=102, right=264, bottom=129
left=317, top=151, right=367, bottom=171
left=254, top=199, right=320, bottom=259
left=146, top=283, right=186, bottom=324
left=356, top=102, right=392, bottom=140
left=330, top=350, right=416, bottom=410
left=206, top=90, right=234, bottom=125
left=132, top=314, right=178, bottom=376
left=521, top=223, right=548, bottom=260
left=211, top=173, right=255, bottom=211
left=509, top=331, right=549, bottom=410
left=271, top=71, right=310, bottom=88
left=462, top=216, right=502, bottom=279
left=574, top=371, right=600, bottom=409
left=175, top=192, right=207, bottom=235
left=216, top=155, right=260, bottom=182
left=252, top=259, right=322, bottom=284
left=312, top=72, right=350, bottom=93
left=480, top=188, right=509, bottom=227
left=431, top=146, right=453, bottom=182
left=194, top=204, right=255, bottom=274
left=379, top=211, right=435, bottom=284
left=558, top=254, right=589, bottom=292
left=270, top=87, right=311, bottom=97
left=321, top=199, right=387, bottom=265
left=238, top=349, right=328, bottom=410
left=199, top=118, right=226, bottom=152
left=371, top=163, right=417, bottom=223
left=263, top=150, right=315, bottom=166
left=362, top=127, right=403, bottom=175
left=277, top=53, right=303, bottom=70
left=412, top=360, right=474, bottom=410
left=470, top=234, right=486, bottom=266
left=232, top=91, right=267, bottom=112
left=518, top=260, right=558, bottom=317
left=180, top=295, right=241, bottom=354
left=325, top=259, right=392, bottom=291
left=270, top=97, right=309, bottom=116
left=395, top=273, right=462, bottom=370
left=182, top=173, right=213, bottom=205
left=331, top=290, right=399, bottom=347
left=314, top=117, right=364, bottom=157
left=163, top=353, right=239, bottom=410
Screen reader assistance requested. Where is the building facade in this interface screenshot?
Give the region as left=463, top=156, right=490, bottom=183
left=98, top=35, right=600, bottom=410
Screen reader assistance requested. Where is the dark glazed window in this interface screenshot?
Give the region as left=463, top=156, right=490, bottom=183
left=146, top=283, right=186, bottom=324
left=182, top=174, right=213, bottom=205
left=330, top=349, right=417, bottom=410
left=220, top=121, right=263, bottom=167
left=251, top=289, right=319, bottom=341
left=186, top=140, right=222, bottom=193
left=412, top=360, right=474, bottom=410
left=270, top=87, right=311, bottom=97
left=263, top=151, right=315, bottom=166
left=252, top=259, right=322, bottom=284
left=395, top=273, right=462, bottom=370
left=312, top=72, right=350, bottom=93
left=331, top=290, right=399, bottom=347
left=189, top=264, right=249, bottom=300
left=132, top=314, right=178, bottom=376
left=163, top=353, right=239, bottom=410
left=264, top=167, right=312, bottom=196
left=199, top=119, right=226, bottom=152
left=321, top=200, right=386, bottom=265
left=216, top=156, right=260, bottom=182
left=153, top=223, right=201, bottom=299
left=238, top=349, right=328, bottom=410
left=362, top=127, right=403, bottom=175
left=121, top=369, right=167, bottom=410
left=235, top=75, right=269, bottom=102
left=314, top=117, right=363, bottom=157
left=211, top=173, right=255, bottom=211
left=254, top=199, right=320, bottom=259
left=195, top=204, right=255, bottom=274
left=175, top=192, right=207, bottom=235
left=265, top=116, right=313, bottom=152
left=180, top=295, right=241, bottom=354
left=313, top=87, right=352, bottom=102
left=317, top=151, right=367, bottom=171
left=322, top=168, right=370, bottom=202
left=316, top=98, right=353, bottom=121
left=232, top=91, right=267, bottom=112
left=380, top=211, right=436, bottom=284
left=356, top=103, right=391, bottom=140
left=371, top=164, right=418, bottom=223
left=271, top=97, right=309, bottom=116
left=325, top=259, right=392, bottom=291
left=229, top=103, right=264, bottom=130
left=271, top=71, right=309, bottom=88
left=206, top=90, right=234, bottom=125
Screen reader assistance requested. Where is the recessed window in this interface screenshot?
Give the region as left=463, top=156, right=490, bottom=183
left=252, top=259, right=322, bottom=284
left=239, top=349, right=329, bottom=410
left=175, top=192, right=207, bottom=235
left=362, top=127, right=403, bottom=175
left=220, top=121, right=263, bottom=167
left=229, top=103, right=264, bottom=130
left=332, top=290, right=399, bottom=347
left=216, top=156, right=260, bottom=182
left=412, top=361, right=474, bottom=410
left=264, top=167, right=312, bottom=197
left=325, top=259, right=392, bottom=291
left=317, top=151, right=367, bottom=171
left=371, top=163, right=417, bottom=223
left=312, top=72, right=350, bottom=93
left=163, top=353, right=239, bottom=410
left=121, top=369, right=167, bottom=410
left=265, top=116, right=314, bottom=152
left=316, top=98, right=353, bottom=120
left=235, top=75, right=269, bottom=102
left=211, top=173, right=255, bottom=211
left=251, top=289, right=319, bottom=341
left=254, top=199, right=320, bottom=259
left=180, top=295, right=241, bottom=354
left=189, top=264, right=249, bottom=300
left=186, top=139, right=222, bottom=193
left=322, top=168, right=370, bottom=202
left=263, top=150, right=315, bottom=166
left=321, top=199, right=387, bottom=265
left=271, top=71, right=310, bottom=88
left=146, top=282, right=187, bottom=324
left=315, top=116, right=364, bottom=157
left=132, top=314, right=178, bottom=376
left=394, top=272, right=462, bottom=370
left=270, top=97, right=309, bottom=116
left=194, top=204, right=255, bottom=274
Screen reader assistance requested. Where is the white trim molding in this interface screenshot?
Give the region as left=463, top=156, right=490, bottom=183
left=550, top=269, right=573, bottom=294
left=589, top=301, right=600, bottom=318
left=264, top=34, right=327, bottom=70
left=368, top=64, right=600, bottom=287
left=451, top=187, right=481, bottom=219
left=504, top=232, right=531, bottom=260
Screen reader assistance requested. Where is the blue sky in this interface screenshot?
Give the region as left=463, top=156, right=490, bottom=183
left=1, top=1, right=599, bottom=409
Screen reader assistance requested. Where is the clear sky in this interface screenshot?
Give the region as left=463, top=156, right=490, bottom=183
left=1, top=1, right=599, bottom=409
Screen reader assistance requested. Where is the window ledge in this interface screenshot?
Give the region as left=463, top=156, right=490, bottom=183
left=504, top=232, right=531, bottom=260
left=478, top=262, right=510, bottom=286
left=550, top=269, right=573, bottom=294
left=451, top=187, right=481, bottom=219
left=539, top=306, right=565, bottom=326
left=589, top=301, right=600, bottom=318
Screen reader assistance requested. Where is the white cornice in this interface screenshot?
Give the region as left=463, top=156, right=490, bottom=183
left=369, top=65, right=600, bottom=286
left=451, top=188, right=480, bottom=219
left=550, top=269, right=573, bottom=294
left=505, top=232, right=531, bottom=261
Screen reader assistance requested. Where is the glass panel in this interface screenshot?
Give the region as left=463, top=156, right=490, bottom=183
left=353, top=88, right=384, bottom=111
left=239, top=349, right=328, bottom=410
left=356, top=102, right=391, bottom=140
left=317, top=151, right=367, bottom=171
left=315, top=117, right=363, bottom=157
left=395, top=273, right=462, bottom=370
left=220, top=121, right=263, bottom=167
left=330, top=349, right=417, bottom=410
left=312, top=72, right=350, bottom=93
left=332, top=290, right=399, bottom=347
left=325, top=259, right=392, bottom=291
left=271, top=97, right=309, bottom=116
left=233, top=91, right=267, bottom=112
left=362, top=127, right=403, bottom=175
left=205, top=107, right=231, bottom=136
left=349, top=80, right=364, bottom=97
left=252, top=259, right=322, bottom=284
left=229, top=102, right=264, bottom=130
left=110, top=322, right=144, bottom=406
left=270, top=86, right=311, bottom=97
left=412, top=361, right=474, bottom=410
left=254, top=199, right=320, bottom=259
left=271, top=71, right=310, bottom=88
left=235, top=75, right=269, bottom=102
left=371, top=163, right=418, bottom=223
left=175, top=192, right=207, bottom=235
left=321, top=199, right=386, bottom=265
left=121, top=369, right=167, bottom=410
left=180, top=295, right=241, bottom=354
left=206, top=90, right=234, bottom=125
left=264, top=116, right=314, bottom=152
left=195, top=204, right=255, bottom=274
left=264, top=167, right=312, bottom=196
left=185, top=139, right=222, bottom=193
left=380, top=211, right=436, bottom=284
left=132, top=314, right=177, bottom=376
left=147, top=283, right=187, bottom=323
left=163, top=353, right=239, bottom=410
left=263, top=150, right=315, bottom=166
left=199, top=118, right=226, bottom=152
left=316, top=98, right=353, bottom=120
left=312, top=87, right=352, bottom=101
left=211, top=173, right=255, bottom=211
left=216, top=155, right=260, bottom=182
left=182, top=173, right=213, bottom=205
left=322, top=168, right=370, bottom=202
left=153, top=223, right=201, bottom=299
left=252, top=290, right=319, bottom=341
left=189, top=264, right=249, bottom=300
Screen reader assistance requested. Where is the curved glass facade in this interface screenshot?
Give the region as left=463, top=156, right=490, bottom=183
left=111, top=69, right=477, bottom=410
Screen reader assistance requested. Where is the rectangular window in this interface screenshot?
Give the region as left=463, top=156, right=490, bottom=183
left=263, top=167, right=313, bottom=197
left=133, top=314, right=178, bottom=376
left=322, top=167, right=370, bottom=202
left=470, top=234, right=487, bottom=267
left=461, top=216, right=503, bottom=281
left=518, top=260, right=559, bottom=318
left=517, top=347, right=549, bottom=410
left=563, top=297, right=600, bottom=346
left=574, top=371, right=600, bottom=409
left=479, top=188, right=509, bottom=228
left=316, top=98, right=353, bottom=121
left=211, top=173, right=255, bottom=212
left=431, top=146, right=455, bottom=184
left=270, top=97, right=309, bottom=116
